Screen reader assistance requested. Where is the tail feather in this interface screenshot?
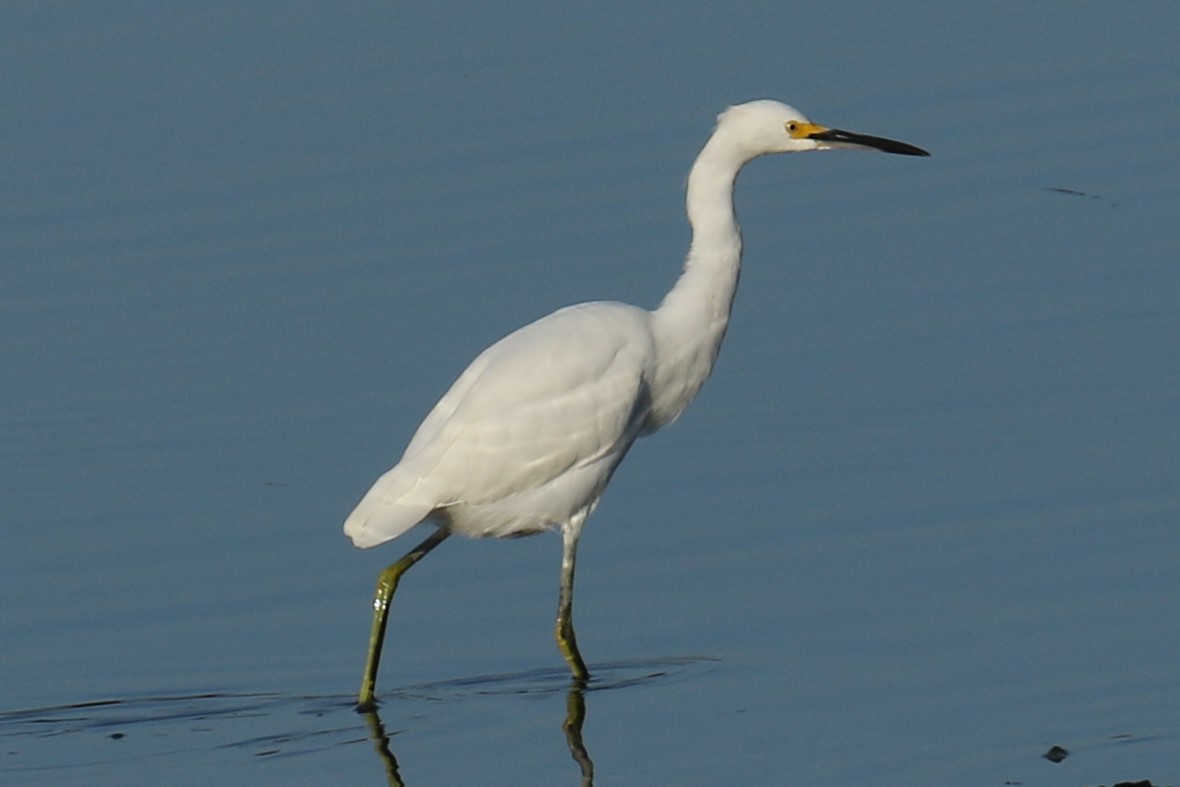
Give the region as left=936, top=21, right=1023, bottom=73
left=343, top=468, right=437, bottom=548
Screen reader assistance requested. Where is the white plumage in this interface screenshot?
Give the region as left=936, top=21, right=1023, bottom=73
left=345, top=99, right=928, bottom=709
left=345, top=301, right=654, bottom=544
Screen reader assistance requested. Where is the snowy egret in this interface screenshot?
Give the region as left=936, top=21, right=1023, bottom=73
left=344, top=99, right=928, bottom=709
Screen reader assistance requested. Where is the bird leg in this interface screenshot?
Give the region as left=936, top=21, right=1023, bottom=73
left=357, top=527, right=450, bottom=711
left=555, top=527, right=590, bottom=682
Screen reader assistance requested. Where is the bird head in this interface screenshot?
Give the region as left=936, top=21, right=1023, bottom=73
left=715, top=99, right=929, bottom=158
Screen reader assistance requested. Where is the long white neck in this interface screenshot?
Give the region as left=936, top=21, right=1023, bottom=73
left=647, top=130, right=751, bottom=429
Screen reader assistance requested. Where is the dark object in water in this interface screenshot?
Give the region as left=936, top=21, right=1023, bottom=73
left=1047, top=186, right=1098, bottom=198
left=1042, top=744, right=1069, bottom=763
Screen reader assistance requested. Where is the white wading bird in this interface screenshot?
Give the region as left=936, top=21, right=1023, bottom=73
left=344, top=99, right=928, bottom=709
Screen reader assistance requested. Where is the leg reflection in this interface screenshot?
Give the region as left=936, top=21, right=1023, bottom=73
left=563, top=684, right=594, bottom=786
left=357, top=678, right=594, bottom=785
left=361, top=706, right=405, bottom=787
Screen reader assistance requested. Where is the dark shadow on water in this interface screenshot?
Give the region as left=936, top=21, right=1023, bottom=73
left=386, top=655, right=717, bottom=700
left=0, top=657, right=718, bottom=784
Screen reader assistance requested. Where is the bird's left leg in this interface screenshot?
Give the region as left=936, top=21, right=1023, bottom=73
left=555, top=522, right=590, bottom=682
left=357, top=527, right=450, bottom=711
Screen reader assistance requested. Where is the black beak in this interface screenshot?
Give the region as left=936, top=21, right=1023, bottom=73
left=810, top=128, right=930, bottom=156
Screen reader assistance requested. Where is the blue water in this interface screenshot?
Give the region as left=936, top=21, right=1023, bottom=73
left=3, top=3, right=1178, bottom=784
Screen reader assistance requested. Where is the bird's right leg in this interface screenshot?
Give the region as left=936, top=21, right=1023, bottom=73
left=555, top=524, right=590, bottom=683
left=357, top=528, right=450, bottom=712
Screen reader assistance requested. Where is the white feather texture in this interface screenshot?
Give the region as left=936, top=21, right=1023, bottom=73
left=344, top=301, right=654, bottom=546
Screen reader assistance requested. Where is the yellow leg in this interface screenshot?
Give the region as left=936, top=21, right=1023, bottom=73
left=555, top=525, right=590, bottom=682
left=357, top=528, right=449, bottom=711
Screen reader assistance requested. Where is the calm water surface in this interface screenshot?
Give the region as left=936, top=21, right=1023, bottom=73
left=3, top=3, right=1178, bottom=785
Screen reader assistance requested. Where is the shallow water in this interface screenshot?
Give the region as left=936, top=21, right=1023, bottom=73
left=0, top=660, right=716, bottom=786
left=3, top=3, right=1179, bottom=785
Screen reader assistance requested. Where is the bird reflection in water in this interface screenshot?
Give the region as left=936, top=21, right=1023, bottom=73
left=359, top=684, right=595, bottom=786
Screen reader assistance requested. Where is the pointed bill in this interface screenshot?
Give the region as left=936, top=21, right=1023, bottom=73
left=791, top=121, right=930, bottom=156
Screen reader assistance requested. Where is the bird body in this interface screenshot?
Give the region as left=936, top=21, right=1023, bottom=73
left=344, top=100, right=928, bottom=709
left=345, top=300, right=655, bottom=544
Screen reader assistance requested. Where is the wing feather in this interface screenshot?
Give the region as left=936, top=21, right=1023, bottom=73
left=344, top=302, right=654, bottom=547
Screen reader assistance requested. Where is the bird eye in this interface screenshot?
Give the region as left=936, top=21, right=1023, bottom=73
left=786, top=121, right=798, bottom=134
